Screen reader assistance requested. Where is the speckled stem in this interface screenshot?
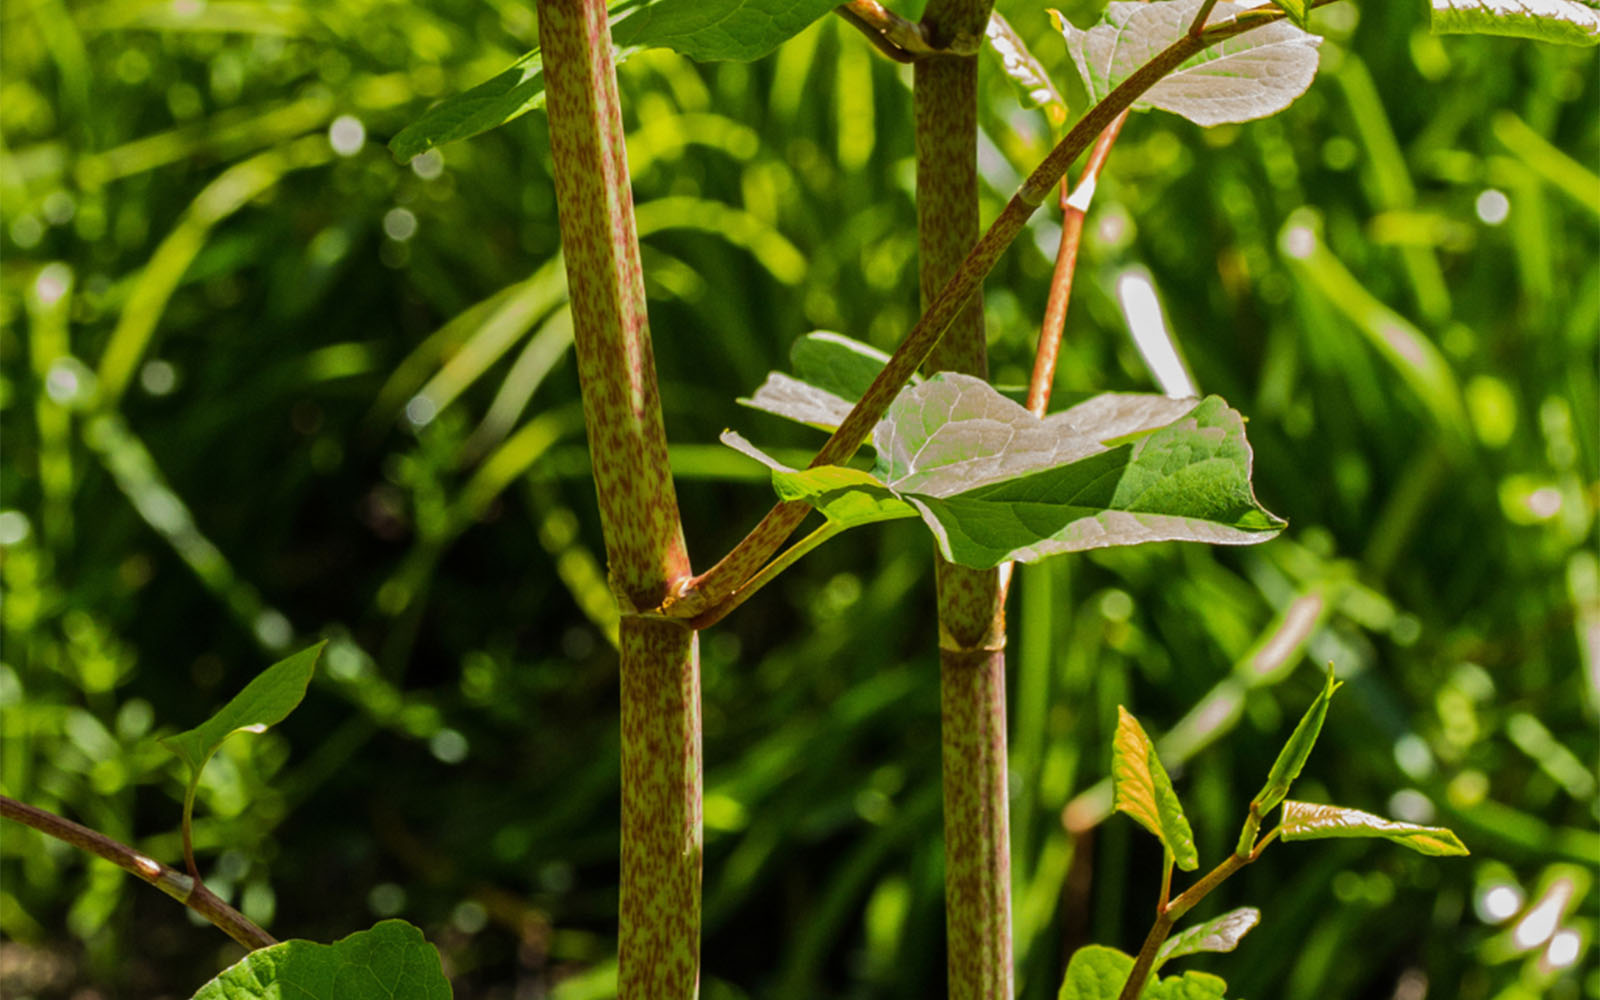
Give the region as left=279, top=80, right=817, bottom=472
left=940, top=647, right=1012, bottom=998
left=618, top=616, right=702, bottom=999
left=537, top=2, right=700, bottom=995
left=915, top=2, right=1011, bottom=995
left=538, top=0, right=690, bottom=612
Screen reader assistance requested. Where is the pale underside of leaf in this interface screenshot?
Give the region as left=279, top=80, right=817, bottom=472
left=1113, top=706, right=1200, bottom=870
left=729, top=373, right=1283, bottom=569
left=739, top=371, right=857, bottom=432
left=1430, top=0, right=1600, bottom=44
left=873, top=374, right=1199, bottom=497
left=1057, top=0, right=1323, bottom=127
left=191, top=920, right=451, bottom=1000
left=1281, top=800, right=1470, bottom=856
left=1156, top=906, right=1261, bottom=968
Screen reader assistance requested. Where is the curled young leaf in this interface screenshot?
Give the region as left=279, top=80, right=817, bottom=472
left=1239, top=665, right=1341, bottom=853
left=1113, top=706, right=1200, bottom=870
left=1280, top=800, right=1470, bottom=857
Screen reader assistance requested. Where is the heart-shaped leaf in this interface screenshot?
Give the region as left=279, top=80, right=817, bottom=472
left=1114, top=706, right=1200, bottom=870
left=190, top=919, right=450, bottom=999
left=1058, top=944, right=1133, bottom=1000
left=1238, top=665, right=1340, bottom=852
left=1430, top=0, right=1600, bottom=45
left=1280, top=801, right=1470, bottom=857
left=1155, top=906, right=1261, bottom=970
left=1054, top=0, right=1322, bottom=127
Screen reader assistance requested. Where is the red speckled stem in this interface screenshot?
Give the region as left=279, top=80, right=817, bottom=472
left=618, top=617, right=702, bottom=998
left=674, top=10, right=1293, bottom=622
left=538, top=1, right=700, bottom=995
left=914, top=0, right=1012, bottom=995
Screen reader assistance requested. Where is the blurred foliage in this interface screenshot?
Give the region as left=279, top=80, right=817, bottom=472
left=0, top=0, right=1595, bottom=998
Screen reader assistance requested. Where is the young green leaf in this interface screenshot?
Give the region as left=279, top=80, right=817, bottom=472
left=1113, top=706, right=1200, bottom=870
left=1280, top=801, right=1470, bottom=857
left=191, top=919, right=450, bottom=999
left=720, top=431, right=918, bottom=529
left=1144, top=972, right=1230, bottom=1000
left=390, top=0, right=843, bottom=160
left=1058, top=944, right=1134, bottom=1000
left=987, top=11, right=1070, bottom=127
left=1053, top=0, right=1322, bottom=127
left=1154, top=906, right=1261, bottom=971
left=1244, top=666, right=1341, bottom=840
left=161, top=642, right=325, bottom=779
left=1430, top=0, right=1600, bottom=45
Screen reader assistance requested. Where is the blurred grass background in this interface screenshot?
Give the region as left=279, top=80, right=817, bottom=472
left=1, top=0, right=1596, bottom=997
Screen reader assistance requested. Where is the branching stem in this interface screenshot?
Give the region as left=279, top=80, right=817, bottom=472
left=1, top=794, right=275, bottom=951
left=689, top=521, right=844, bottom=630
left=670, top=1, right=1326, bottom=624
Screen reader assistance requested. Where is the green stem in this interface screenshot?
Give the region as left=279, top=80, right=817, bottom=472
left=0, top=795, right=274, bottom=951
left=672, top=2, right=1317, bottom=623
left=180, top=778, right=201, bottom=879
left=537, top=1, right=700, bottom=995
left=1118, top=834, right=1276, bottom=1000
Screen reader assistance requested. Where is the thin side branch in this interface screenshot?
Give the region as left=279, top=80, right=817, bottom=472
left=1026, top=110, right=1128, bottom=416
left=1, top=795, right=276, bottom=951
left=1188, top=0, right=1223, bottom=35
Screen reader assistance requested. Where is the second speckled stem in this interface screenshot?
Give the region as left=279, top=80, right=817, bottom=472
left=914, top=1, right=1011, bottom=996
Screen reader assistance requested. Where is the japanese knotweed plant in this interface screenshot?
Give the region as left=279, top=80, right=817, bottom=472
left=1, top=0, right=1591, bottom=998
left=1059, top=669, right=1468, bottom=1000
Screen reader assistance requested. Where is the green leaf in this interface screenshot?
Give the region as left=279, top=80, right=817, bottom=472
left=389, top=48, right=553, bottom=163
left=190, top=919, right=451, bottom=1000
left=1276, top=0, right=1311, bottom=29
left=1241, top=666, right=1341, bottom=850
left=1113, top=706, right=1200, bottom=870
left=987, top=11, right=1070, bottom=127
left=1053, top=0, right=1322, bottom=126
left=389, top=0, right=841, bottom=160
left=611, top=0, right=840, bottom=61
left=789, top=331, right=908, bottom=406
left=161, top=642, right=324, bottom=780
left=1280, top=801, right=1471, bottom=857
left=1155, top=906, right=1260, bottom=970
left=1430, top=0, right=1600, bottom=45
left=1058, top=944, right=1133, bottom=1000
left=893, top=379, right=1285, bottom=569
left=1145, top=972, right=1230, bottom=1000
left=729, top=374, right=1284, bottom=569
